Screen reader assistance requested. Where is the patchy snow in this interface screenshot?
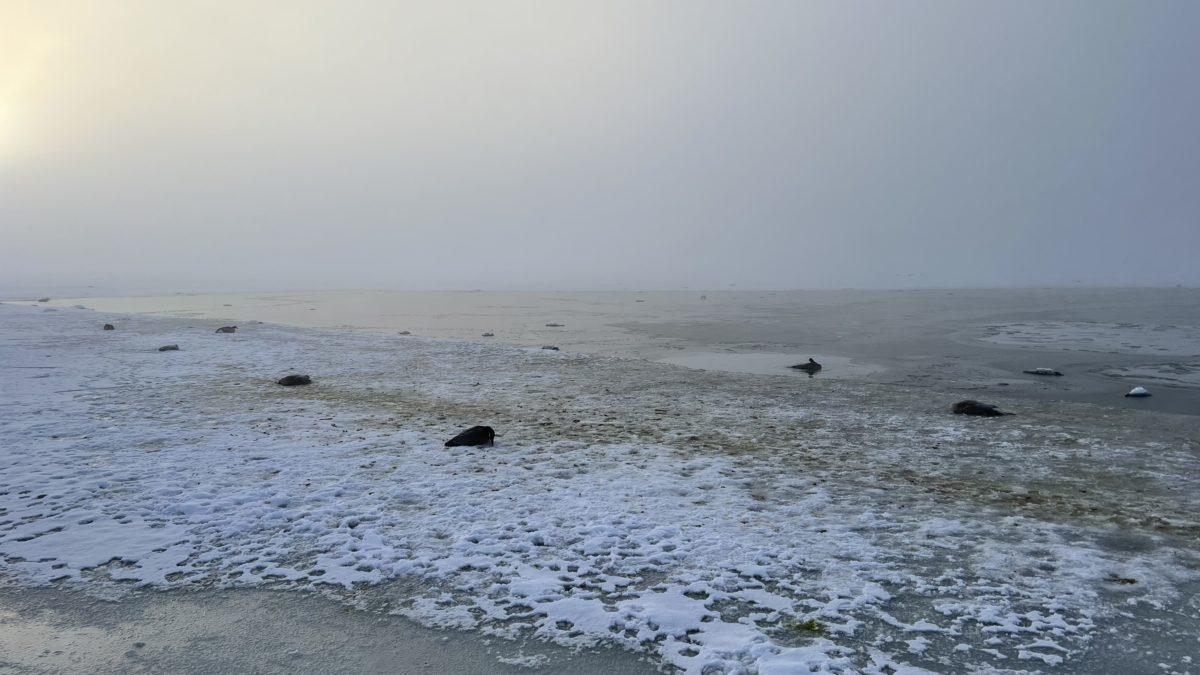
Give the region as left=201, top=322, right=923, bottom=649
left=2, top=303, right=1199, bottom=673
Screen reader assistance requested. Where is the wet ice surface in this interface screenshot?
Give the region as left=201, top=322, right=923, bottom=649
left=2, top=303, right=1200, bottom=674
left=38, top=288, right=1200, bottom=415
left=1102, top=363, right=1200, bottom=390
left=0, top=585, right=654, bottom=675
left=979, top=322, right=1200, bottom=357
left=655, top=353, right=885, bottom=379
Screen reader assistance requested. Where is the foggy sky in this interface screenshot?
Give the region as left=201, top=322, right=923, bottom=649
left=2, top=0, right=1198, bottom=295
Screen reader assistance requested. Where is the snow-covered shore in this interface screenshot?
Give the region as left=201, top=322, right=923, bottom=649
left=2, top=303, right=1198, bottom=673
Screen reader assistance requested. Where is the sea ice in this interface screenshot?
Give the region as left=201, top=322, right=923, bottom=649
left=2, top=303, right=1199, bottom=673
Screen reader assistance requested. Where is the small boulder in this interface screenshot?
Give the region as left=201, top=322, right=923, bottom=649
left=1124, top=386, right=1151, bottom=398
left=789, top=358, right=821, bottom=373
left=445, top=425, right=495, bottom=447
left=215, top=326, right=237, bottom=333
left=542, top=345, right=560, bottom=351
left=36, top=297, right=50, bottom=303
left=277, top=375, right=312, bottom=386
left=952, top=400, right=1013, bottom=417
left=158, top=344, right=180, bottom=351
left=482, top=332, right=495, bottom=337
left=103, top=324, right=115, bottom=331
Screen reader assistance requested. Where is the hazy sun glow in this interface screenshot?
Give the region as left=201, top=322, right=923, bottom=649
left=0, top=30, right=66, bottom=162
left=0, top=105, right=11, bottom=157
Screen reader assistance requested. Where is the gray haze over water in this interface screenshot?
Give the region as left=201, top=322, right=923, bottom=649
left=3, top=1, right=1199, bottom=293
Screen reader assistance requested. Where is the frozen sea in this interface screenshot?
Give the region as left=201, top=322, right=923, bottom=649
left=2, top=288, right=1199, bottom=673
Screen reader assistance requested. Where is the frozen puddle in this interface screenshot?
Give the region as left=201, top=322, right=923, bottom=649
left=656, top=352, right=885, bottom=378
left=978, top=321, right=1200, bottom=356
left=2, top=303, right=1199, bottom=674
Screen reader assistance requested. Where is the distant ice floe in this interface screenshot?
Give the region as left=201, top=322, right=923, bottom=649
left=2, top=303, right=1199, bottom=674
